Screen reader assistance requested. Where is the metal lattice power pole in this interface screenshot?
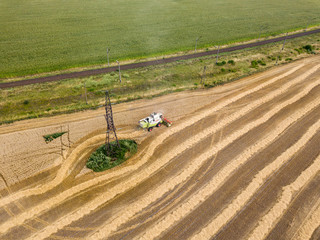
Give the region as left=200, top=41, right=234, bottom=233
left=105, top=90, right=120, bottom=156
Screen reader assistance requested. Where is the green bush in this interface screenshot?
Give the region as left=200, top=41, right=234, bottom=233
left=216, top=61, right=226, bottom=66
left=86, top=139, right=137, bottom=172
left=285, top=58, right=293, bottom=61
left=221, top=68, right=226, bottom=73
left=228, top=60, right=235, bottom=65
left=303, top=44, right=313, bottom=53
left=23, top=100, right=30, bottom=105
left=257, top=60, right=266, bottom=66
left=251, top=60, right=259, bottom=68
left=43, top=131, right=67, bottom=143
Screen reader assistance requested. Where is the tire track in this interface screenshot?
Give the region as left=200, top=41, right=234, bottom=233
left=6, top=64, right=316, bottom=239
left=0, top=64, right=304, bottom=211
left=247, top=153, right=320, bottom=240
left=59, top=69, right=320, bottom=240
left=264, top=165, right=320, bottom=240
left=289, top=186, right=320, bottom=240
left=0, top=132, right=140, bottom=209
left=191, top=117, right=320, bottom=240
left=84, top=66, right=320, bottom=238
left=19, top=64, right=318, bottom=239
left=0, top=64, right=313, bottom=239
left=135, top=88, right=320, bottom=240
left=293, top=201, right=320, bottom=240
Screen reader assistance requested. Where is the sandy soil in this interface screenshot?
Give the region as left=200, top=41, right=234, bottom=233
left=0, top=56, right=320, bottom=239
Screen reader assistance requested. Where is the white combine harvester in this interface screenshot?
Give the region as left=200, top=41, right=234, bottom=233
left=139, top=112, right=172, bottom=132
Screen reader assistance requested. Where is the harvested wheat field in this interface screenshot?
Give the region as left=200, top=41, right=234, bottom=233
left=1, top=56, right=320, bottom=240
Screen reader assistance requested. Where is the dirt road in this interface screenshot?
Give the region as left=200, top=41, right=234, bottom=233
left=1, top=56, right=320, bottom=239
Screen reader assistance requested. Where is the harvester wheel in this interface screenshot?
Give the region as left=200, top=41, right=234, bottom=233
left=156, top=123, right=161, bottom=127
left=148, top=127, right=153, bottom=132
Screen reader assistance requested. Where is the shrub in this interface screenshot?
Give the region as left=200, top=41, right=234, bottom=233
left=43, top=131, right=67, bottom=143
left=216, top=61, right=226, bottom=66
left=257, top=60, right=266, bottom=66
left=23, top=100, right=29, bottom=105
left=294, top=48, right=302, bottom=54
left=251, top=60, right=259, bottom=68
left=285, top=58, right=293, bottom=61
left=221, top=68, right=226, bottom=73
left=303, top=45, right=313, bottom=53
left=228, top=60, right=235, bottom=65
left=86, top=139, right=137, bottom=172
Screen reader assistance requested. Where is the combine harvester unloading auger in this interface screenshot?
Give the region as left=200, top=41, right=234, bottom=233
left=139, top=112, right=172, bottom=132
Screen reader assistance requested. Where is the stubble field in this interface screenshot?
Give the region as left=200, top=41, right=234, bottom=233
left=0, top=56, right=320, bottom=239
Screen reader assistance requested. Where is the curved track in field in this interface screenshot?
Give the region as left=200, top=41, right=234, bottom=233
left=1, top=56, right=320, bottom=240
left=1, top=29, right=320, bottom=89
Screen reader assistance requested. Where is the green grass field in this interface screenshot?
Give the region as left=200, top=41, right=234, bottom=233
left=0, top=0, right=319, bottom=78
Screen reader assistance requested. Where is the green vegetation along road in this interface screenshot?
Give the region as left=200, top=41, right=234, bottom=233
left=1, top=0, right=320, bottom=78
left=1, top=31, right=319, bottom=124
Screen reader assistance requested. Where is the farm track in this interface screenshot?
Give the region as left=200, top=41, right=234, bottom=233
left=1, top=56, right=320, bottom=239
left=0, top=29, right=320, bottom=89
